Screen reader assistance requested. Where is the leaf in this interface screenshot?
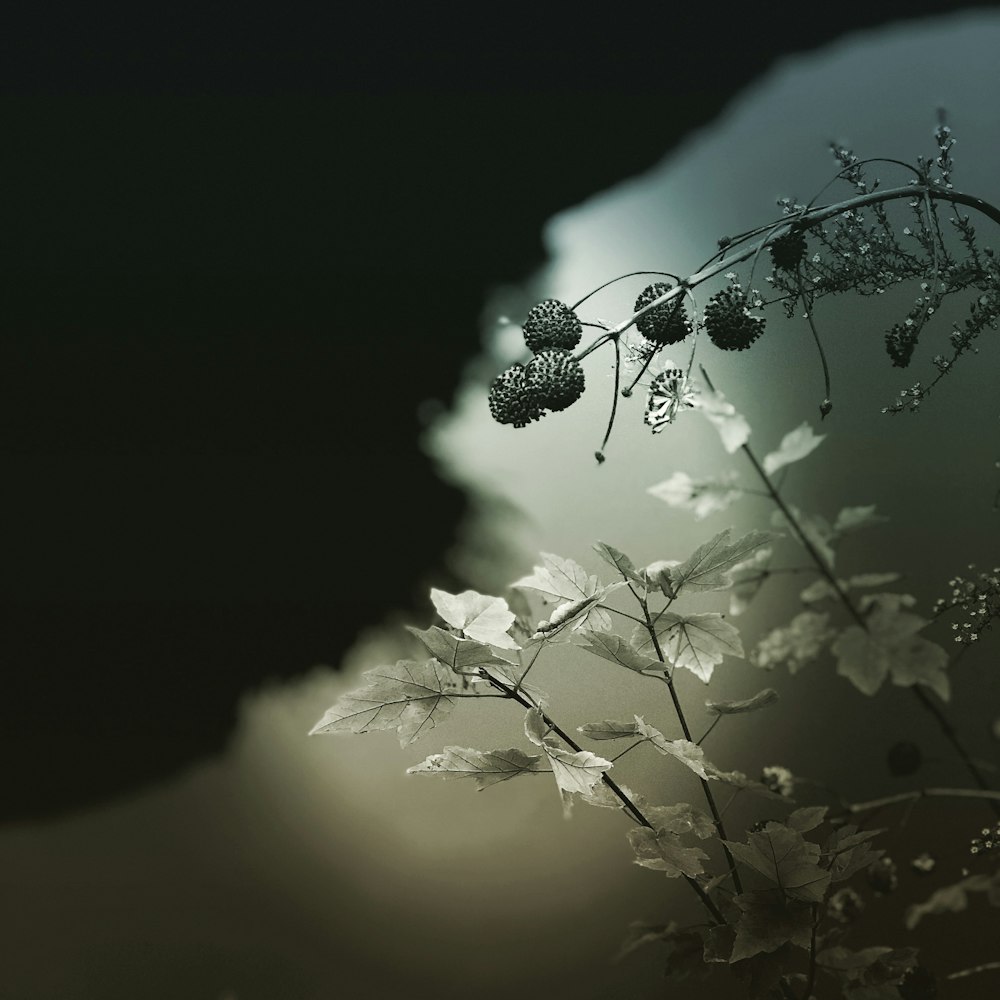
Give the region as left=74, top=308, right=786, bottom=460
left=696, top=387, right=752, bottom=453
left=406, top=746, right=548, bottom=788
left=577, top=719, right=641, bottom=740
left=706, top=688, right=779, bottom=716
left=634, top=717, right=712, bottom=780
left=309, top=658, right=480, bottom=746
left=535, top=590, right=623, bottom=637
left=577, top=629, right=665, bottom=674
left=752, top=611, right=834, bottom=674
left=729, top=546, right=773, bottom=616
left=593, top=541, right=646, bottom=586
left=512, top=553, right=617, bottom=633
left=616, top=922, right=710, bottom=982
left=725, top=823, right=831, bottom=902
left=627, top=826, right=710, bottom=878
left=825, top=825, right=885, bottom=883
left=847, top=572, right=901, bottom=589
left=615, top=920, right=679, bottom=962
left=644, top=802, right=717, bottom=840
left=647, top=470, right=743, bottom=520
left=762, top=422, right=825, bottom=476
left=833, top=607, right=950, bottom=699
left=429, top=589, right=519, bottom=649
left=668, top=528, right=773, bottom=595
left=523, top=708, right=612, bottom=816
left=731, top=890, right=813, bottom=961
left=406, top=625, right=516, bottom=676
left=637, top=612, right=744, bottom=683
left=480, top=655, right=549, bottom=708
left=905, top=871, right=1000, bottom=929
left=834, top=504, right=888, bottom=534
left=786, top=806, right=828, bottom=833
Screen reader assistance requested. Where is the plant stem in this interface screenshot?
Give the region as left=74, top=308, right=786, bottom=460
left=947, top=961, right=1000, bottom=981
left=802, top=904, right=818, bottom=1000
left=700, top=368, right=999, bottom=815
left=485, top=671, right=727, bottom=926
left=845, top=786, right=1000, bottom=814
left=637, top=595, right=745, bottom=896
left=613, top=182, right=1000, bottom=337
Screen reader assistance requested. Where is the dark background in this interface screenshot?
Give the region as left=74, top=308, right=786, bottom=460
left=3, top=4, right=994, bottom=820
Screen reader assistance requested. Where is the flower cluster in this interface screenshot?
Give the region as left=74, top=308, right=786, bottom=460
left=932, top=564, right=1000, bottom=644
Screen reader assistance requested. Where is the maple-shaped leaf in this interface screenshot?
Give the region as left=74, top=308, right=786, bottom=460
left=729, top=546, right=773, bottom=616
left=707, top=766, right=790, bottom=801
left=730, top=889, right=813, bottom=961
left=593, top=541, right=646, bottom=586
left=577, top=719, right=641, bottom=740
left=762, top=422, right=825, bottom=476
left=905, top=870, right=1000, bottom=929
left=730, top=943, right=794, bottom=1000
left=627, top=825, right=710, bottom=878
left=668, top=528, right=773, bottom=596
left=309, top=658, right=483, bottom=746
left=523, top=707, right=613, bottom=815
left=819, top=945, right=919, bottom=997
left=635, top=612, right=744, bottom=682
left=832, top=606, right=950, bottom=699
left=752, top=611, right=834, bottom=674
left=406, top=625, right=516, bottom=676
left=647, top=469, right=743, bottom=520
left=833, top=504, right=888, bottom=534
left=616, top=921, right=711, bottom=984
left=824, top=825, right=885, bottom=883
left=578, top=629, right=665, bottom=674
left=406, top=746, right=548, bottom=788
left=695, top=387, right=752, bottom=453
left=725, top=823, right=831, bottom=902
left=644, top=802, right=717, bottom=840
left=705, top=688, right=779, bottom=716
left=534, top=585, right=626, bottom=638
left=512, top=553, right=616, bottom=633
left=429, top=588, right=519, bottom=649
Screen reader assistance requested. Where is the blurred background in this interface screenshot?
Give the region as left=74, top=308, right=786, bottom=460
left=3, top=5, right=1000, bottom=999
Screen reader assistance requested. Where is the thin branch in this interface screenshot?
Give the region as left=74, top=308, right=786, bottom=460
left=843, top=786, right=1000, bottom=814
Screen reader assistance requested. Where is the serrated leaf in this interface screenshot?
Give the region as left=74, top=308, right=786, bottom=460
left=578, top=719, right=641, bottom=740
left=647, top=470, right=743, bottom=520
left=834, top=504, right=888, bottom=534
left=577, top=629, right=666, bottom=673
left=644, top=802, right=717, bottom=839
left=752, top=611, right=834, bottom=674
left=696, top=387, right=752, bottom=453
left=786, top=806, right=828, bottom=833
left=593, top=541, right=647, bottom=586
left=762, top=422, right=825, bottom=476
left=725, top=823, right=831, bottom=902
left=668, top=528, right=773, bottom=595
left=905, top=871, right=1000, bottom=929
left=406, top=746, right=548, bottom=788
left=406, top=625, right=517, bottom=676
left=627, top=826, right=710, bottom=878
left=634, top=717, right=712, bottom=779
left=309, top=658, right=481, bottom=746
left=706, top=688, right=779, bottom=716
left=825, top=825, right=885, bottom=883
left=833, top=607, right=950, bottom=700
left=512, top=551, right=602, bottom=602
left=635, top=611, right=744, bottom=683
left=429, top=589, right=519, bottom=649
left=731, top=890, right=813, bottom=961
left=523, top=708, right=612, bottom=815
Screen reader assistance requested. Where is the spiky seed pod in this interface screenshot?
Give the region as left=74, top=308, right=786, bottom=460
left=488, top=364, right=545, bottom=427
left=634, top=282, right=693, bottom=346
left=885, top=322, right=918, bottom=367
left=527, top=349, right=585, bottom=411
left=523, top=299, right=583, bottom=353
left=769, top=229, right=808, bottom=272
left=704, top=286, right=766, bottom=351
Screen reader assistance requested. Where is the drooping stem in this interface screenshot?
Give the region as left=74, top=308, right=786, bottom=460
left=483, top=670, right=727, bottom=926
left=636, top=594, right=744, bottom=896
